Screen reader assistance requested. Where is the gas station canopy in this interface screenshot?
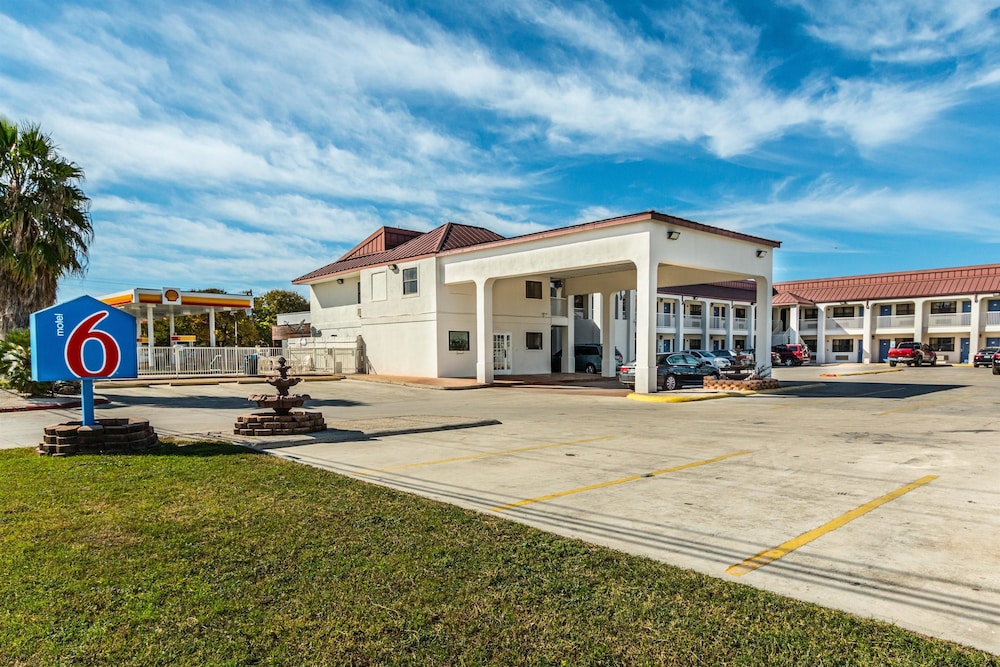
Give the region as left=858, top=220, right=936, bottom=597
left=99, top=287, right=254, bottom=348
left=99, top=287, right=253, bottom=319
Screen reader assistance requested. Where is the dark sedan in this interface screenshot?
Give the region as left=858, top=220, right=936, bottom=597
left=973, top=347, right=999, bottom=368
left=618, top=352, right=720, bottom=391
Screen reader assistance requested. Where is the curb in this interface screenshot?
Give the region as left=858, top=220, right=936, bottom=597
left=625, top=381, right=825, bottom=403
left=0, top=397, right=111, bottom=413
left=820, top=368, right=905, bottom=377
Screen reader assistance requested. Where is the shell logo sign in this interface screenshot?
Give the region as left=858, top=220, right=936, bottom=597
left=162, top=288, right=182, bottom=305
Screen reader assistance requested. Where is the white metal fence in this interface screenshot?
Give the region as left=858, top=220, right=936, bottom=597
left=137, top=346, right=284, bottom=376
left=281, top=338, right=364, bottom=374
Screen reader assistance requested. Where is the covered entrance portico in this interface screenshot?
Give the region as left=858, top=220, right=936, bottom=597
left=441, top=212, right=779, bottom=394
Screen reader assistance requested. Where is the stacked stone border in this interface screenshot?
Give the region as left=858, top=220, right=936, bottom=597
left=39, top=419, right=159, bottom=456
left=703, top=377, right=780, bottom=391
left=235, top=411, right=326, bottom=436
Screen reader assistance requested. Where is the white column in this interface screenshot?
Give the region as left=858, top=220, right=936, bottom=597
left=565, top=294, right=576, bottom=372
left=789, top=305, right=800, bottom=344
left=635, top=260, right=659, bottom=394
left=755, top=279, right=773, bottom=372
left=970, top=297, right=983, bottom=355
left=672, top=298, right=682, bottom=353
left=209, top=308, right=217, bottom=347
left=913, top=298, right=927, bottom=342
left=146, top=304, right=155, bottom=371
left=700, top=298, right=710, bottom=349
left=475, top=278, right=495, bottom=384
left=861, top=303, right=874, bottom=363
left=725, top=302, right=734, bottom=350
left=816, top=305, right=827, bottom=364
left=600, top=291, right=615, bottom=376
left=747, top=301, right=756, bottom=351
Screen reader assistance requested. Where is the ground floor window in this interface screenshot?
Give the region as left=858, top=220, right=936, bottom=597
left=832, top=339, right=854, bottom=353
left=525, top=332, right=543, bottom=350
left=448, top=331, right=470, bottom=351
left=929, top=337, right=955, bottom=351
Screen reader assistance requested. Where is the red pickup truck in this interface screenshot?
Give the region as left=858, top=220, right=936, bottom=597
left=888, top=342, right=937, bottom=367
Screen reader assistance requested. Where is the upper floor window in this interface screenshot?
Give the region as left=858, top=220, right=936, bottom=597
left=832, top=306, right=854, bottom=318
left=931, top=301, right=956, bottom=314
left=525, top=280, right=543, bottom=299
left=735, top=307, right=747, bottom=318
left=802, top=308, right=818, bottom=319
left=896, top=303, right=914, bottom=315
left=402, top=267, right=418, bottom=295
left=688, top=304, right=702, bottom=316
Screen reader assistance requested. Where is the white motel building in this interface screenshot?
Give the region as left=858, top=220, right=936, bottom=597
left=289, top=210, right=1000, bottom=391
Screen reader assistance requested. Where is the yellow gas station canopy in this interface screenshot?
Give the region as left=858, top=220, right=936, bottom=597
left=99, top=288, right=254, bottom=319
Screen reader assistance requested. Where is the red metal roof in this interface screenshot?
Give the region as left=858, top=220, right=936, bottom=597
left=773, top=263, right=1000, bottom=304
left=293, top=222, right=505, bottom=284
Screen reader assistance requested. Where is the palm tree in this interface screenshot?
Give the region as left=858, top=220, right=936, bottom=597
left=0, top=119, right=93, bottom=335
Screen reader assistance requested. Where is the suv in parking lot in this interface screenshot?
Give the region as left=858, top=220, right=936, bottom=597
left=552, top=344, right=624, bottom=374
left=772, top=343, right=808, bottom=366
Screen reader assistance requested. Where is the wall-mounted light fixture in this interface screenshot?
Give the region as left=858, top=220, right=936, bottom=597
left=388, top=264, right=399, bottom=272
left=756, top=250, right=767, bottom=258
left=337, top=278, right=344, bottom=284
left=667, top=231, right=681, bottom=240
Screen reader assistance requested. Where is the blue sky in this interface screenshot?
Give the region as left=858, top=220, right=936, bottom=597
left=2, top=0, right=999, bottom=300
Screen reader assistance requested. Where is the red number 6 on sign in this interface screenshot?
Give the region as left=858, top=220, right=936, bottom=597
left=64, top=311, right=122, bottom=378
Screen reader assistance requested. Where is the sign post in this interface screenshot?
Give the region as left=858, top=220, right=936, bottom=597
left=31, top=296, right=138, bottom=425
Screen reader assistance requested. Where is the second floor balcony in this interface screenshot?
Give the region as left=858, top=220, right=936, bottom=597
left=927, top=313, right=971, bottom=328
left=826, top=316, right=864, bottom=333
left=876, top=314, right=914, bottom=329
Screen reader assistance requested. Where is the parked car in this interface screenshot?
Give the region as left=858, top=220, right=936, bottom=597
left=618, top=352, right=721, bottom=391
left=973, top=347, right=999, bottom=368
left=994, top=354, right=1000, bottom=375
left=551, top=344, right=624, bottom=374
left=772, top=343, right=808, bottom=366
left=888, top=341, right=937, bottom=367
left=687, top=349, right=731, bottom=369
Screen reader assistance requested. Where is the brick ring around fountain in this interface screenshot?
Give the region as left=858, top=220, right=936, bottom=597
left=236, top=357, right=327, bottom=436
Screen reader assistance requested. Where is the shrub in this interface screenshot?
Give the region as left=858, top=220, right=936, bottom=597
left=0, top=328, right=52, bottom=395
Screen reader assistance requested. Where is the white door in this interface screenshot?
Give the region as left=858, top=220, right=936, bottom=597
left=493, top=333, right=512, bottom=374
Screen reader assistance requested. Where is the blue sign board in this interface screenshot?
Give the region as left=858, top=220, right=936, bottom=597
left=31, top=295, right=138, bottom=381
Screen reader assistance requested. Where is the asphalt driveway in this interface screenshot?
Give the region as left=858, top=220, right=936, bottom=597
left=1, top=365, right=997, bottom=654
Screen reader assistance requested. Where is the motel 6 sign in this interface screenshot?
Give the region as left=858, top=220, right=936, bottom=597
left=31, top=295, right=138, bottom=381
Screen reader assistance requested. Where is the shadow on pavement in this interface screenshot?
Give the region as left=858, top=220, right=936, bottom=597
left=769, top=380, right=967, bottom=399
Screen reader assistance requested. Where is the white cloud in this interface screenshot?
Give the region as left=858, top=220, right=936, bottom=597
left=786, top=0, right=1000, bottom=63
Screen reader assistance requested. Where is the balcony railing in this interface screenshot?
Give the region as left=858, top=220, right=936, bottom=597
left=826, top=316, right=864, bottom=332
left=709, top=316, right=727, bottom=330
left=798, top=318, right=818, bottom=332
left=657, top=313, right=676, bottom=328
left=927, top=313, right=971, bottom=328
left=987, top=312, right=1000, bottom=326
left=876, top=315, right=914, bottom=329
left=550, top=297, right=567, bottom=317
left=733, top=317, right=748, bottom=331
left=683, top=315, right=702, bottom=328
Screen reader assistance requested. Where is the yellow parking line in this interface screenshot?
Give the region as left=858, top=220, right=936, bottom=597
left=491, top=450, right=750, bottom=512
left=874, top=390, right=984, bottom=415
left=357, top=435, right=615, bottom=475
left=726, top=474, right=938, bottom=577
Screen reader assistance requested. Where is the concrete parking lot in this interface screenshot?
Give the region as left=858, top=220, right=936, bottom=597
left=2, top=365, right=997, bottom=654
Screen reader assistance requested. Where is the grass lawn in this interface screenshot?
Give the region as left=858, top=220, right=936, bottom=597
left=0, top=441, right=994, bottom=666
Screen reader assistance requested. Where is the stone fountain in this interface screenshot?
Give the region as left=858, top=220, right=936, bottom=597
left=235, top=357, right=326, bottom=436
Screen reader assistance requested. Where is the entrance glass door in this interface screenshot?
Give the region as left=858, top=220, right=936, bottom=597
left=493, top=333, right=512, bottom=374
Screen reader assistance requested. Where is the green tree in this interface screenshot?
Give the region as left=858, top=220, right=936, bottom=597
left=251, top=289, right=309, bottom=344
left=0, top=119, right=93, bottom=335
